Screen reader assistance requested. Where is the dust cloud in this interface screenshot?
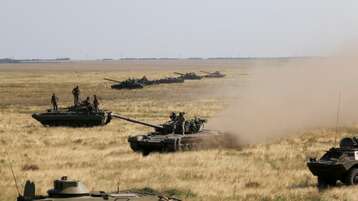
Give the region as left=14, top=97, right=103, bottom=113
left=209, top=50, right=358, bottom=145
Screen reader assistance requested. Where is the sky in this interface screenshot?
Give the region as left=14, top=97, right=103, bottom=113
left=1, top=0, right=358, bottom=59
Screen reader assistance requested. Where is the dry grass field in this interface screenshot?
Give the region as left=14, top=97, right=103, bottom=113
left=0, top=59, right=357, bottom=201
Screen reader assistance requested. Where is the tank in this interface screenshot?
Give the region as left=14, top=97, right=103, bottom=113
left=32, top=105, right=112, bottom=127
left=157, top=77, right=185, bottom=84
left=174, top=72, right=203, bottom=80
left=111, top=113, right=231, bottom=156
left=17, top=176, right=181, bottom=201
left=200, top=71, right=226, bottom=78
left=104, top=78, right=144, bottom=90
left=307, top=136, right=358, bottom=188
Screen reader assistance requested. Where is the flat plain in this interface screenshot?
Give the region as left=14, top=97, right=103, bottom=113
left=0, top=59, right=356, bottom=201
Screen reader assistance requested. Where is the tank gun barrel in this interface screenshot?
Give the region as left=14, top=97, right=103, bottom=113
left=200, top=70, right=211, bottom=74
left=111, top=113, right=163, bottom=130
left=104, top=78, right=122, bottom=83
left=174, top=72, right=184, bottom=75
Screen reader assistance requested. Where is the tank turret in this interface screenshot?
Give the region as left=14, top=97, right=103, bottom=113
left=200, top=70, right=226, bottom=78
left=111, top=113, right=206, bottom=135
left=173, top=72, right=202, bottom=80
left=47, top=176, right=89, bottom=197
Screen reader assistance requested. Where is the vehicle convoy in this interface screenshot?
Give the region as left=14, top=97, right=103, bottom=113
left=174, top=72, right=203, bottom=80
left=32, top=105, right=112, bottom=127
left=111, top=113, right=231, bottom=156
left=105, top=76, right=183, bottom=90
left=200, top=71, right=226, bottom=78
left=307, top=136, right=358, bottom=187
left=16, top=176, right=181, bottom=201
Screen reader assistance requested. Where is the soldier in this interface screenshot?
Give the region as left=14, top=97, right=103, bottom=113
left=93, top=95, right=99, bottom=111
left=170, top=112, right=177, bottom=133
left=176, top=112, right=186, bottom=135
left=51, top=93, right=59, bottom=111
left=72, top=86, right=80, bottom=106
left=81, top=96, right=92, bottom=111
left=82, top=96, right=90, bottom=106
left=169, top=112, right=177, bottom=122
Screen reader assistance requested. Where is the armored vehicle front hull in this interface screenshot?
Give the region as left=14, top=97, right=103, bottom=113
left=32, top=111, right=111, bottom=127
left=307, top=161, right=348, bottom=179
left=128, top=130, right=233, bottom=155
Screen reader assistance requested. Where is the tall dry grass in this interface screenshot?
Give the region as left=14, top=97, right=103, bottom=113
left=0, top=60, right=356, bottom=201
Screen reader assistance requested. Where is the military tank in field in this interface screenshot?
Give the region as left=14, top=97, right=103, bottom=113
left=17, top=176, right=181, bottom=201
left=104, top=78, right=144, bottom=90
left=111, top=113, right=230, bottom=156
left=32, top=105, right=112, bottom=127
left=157, top=77, right=184, bottom=84
left=307, top=136, right=358, bottom=188
left=200, top=71, right=226, bottom=78
left=173, top=72, right=203, bottom=80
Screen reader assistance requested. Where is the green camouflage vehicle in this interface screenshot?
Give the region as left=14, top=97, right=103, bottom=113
left=111, top=113, right=231, bottom=156
left=173, top=72, right=203, bottom=80
left=157, top=77, right=184, bottom=84
left=17, top=176, right=180, bottom=201
left=307, top=137, right=358, bottom=187
left=200, top=71, right=226, bottom=78
left=32, top=105, right=112, bottom=127
left=104, top=78, right=144, bottom=89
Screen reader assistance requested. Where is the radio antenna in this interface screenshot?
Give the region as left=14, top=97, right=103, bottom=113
left=5, top=151, right=21, bottom=196
left=335, top=91, right=342, bottom=146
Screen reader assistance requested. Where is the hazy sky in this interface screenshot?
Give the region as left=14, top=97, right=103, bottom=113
left=1, top=0, right=358, bottom=59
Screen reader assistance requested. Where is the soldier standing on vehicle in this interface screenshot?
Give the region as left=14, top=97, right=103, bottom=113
left=82, top=96, right=90, bottom=106
left=51, top=93, right=59, bottom=111
left=170, top=112, right=177, bottom=133
left=177, top=112, right=186, bottom=135
left=93, top=95, right=99, bottom=111
left=81, top=96, right=92, bottom=111
left=72, top=86, right=80, bottom=106
left=170, top=112, right=177, bottom=121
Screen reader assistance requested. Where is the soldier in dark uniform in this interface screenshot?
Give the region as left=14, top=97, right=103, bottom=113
left=81, top=96, right=90, bottom=106
left=72, top=86, right=80, bottom=106
left=170, top=112, right=177, bottom=121
left=170, top=112, right=177, bottom=133
left=177, top=112, right=186, bottom=135
left=93, top=95, right=99, bottom=111
left=81, top=96, right=92, bottom=111
left=51, top=93, right=59, bottom=111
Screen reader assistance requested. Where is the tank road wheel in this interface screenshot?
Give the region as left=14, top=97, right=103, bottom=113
left=163, top=139, right=175, bottom=152
left=317, top=177, right=336, bottom=189
left=142, top=150, right=150, bottom=157
left=344, top=168, right=358, bottom=185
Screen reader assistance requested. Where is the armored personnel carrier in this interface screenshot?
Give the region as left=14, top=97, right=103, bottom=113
left=104, top=78, right=144, bottom=89
left=111, top=113, right=230, bottom=156
left=17, top=176, right=180, bottom=201
left=307, top=136, right=358, bottom=187
left=200, top=71, right=226, bottom=78
left=174, top=72, right=203, bottom=80
left=32, top=105, right=112, bottom=127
